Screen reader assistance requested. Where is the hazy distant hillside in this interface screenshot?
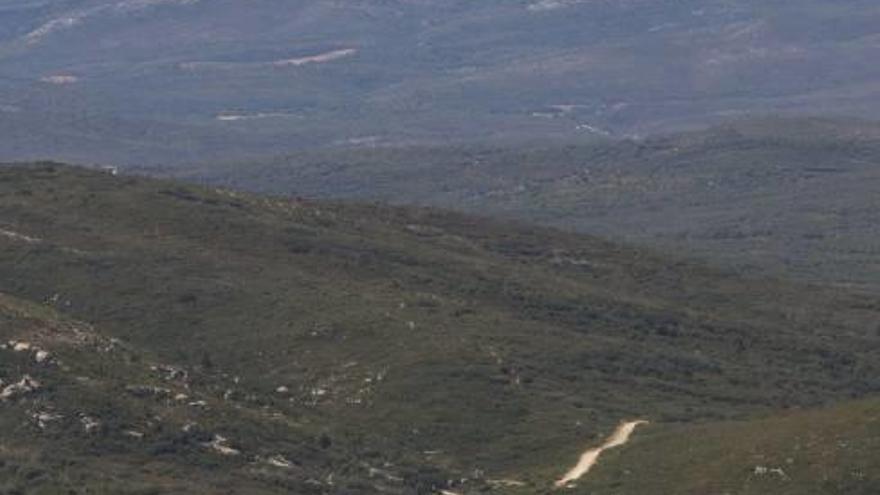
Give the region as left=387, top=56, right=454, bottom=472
left=2, top=163, right=879, bottom=492
left=171, top=117, right=880, bottom=293
left=3, top=0, right=880, bottom=163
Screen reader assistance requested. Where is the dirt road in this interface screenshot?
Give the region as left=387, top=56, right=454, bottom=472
left=555, top=420, right=648, bottom=488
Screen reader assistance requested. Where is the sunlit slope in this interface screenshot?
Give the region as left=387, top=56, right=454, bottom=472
left=0, top=292, right=390, bottom=494
left=577, top=399, right=880, bottom=495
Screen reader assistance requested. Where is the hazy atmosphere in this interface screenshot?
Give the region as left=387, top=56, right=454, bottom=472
left=3, top=0, right=880, bottom=163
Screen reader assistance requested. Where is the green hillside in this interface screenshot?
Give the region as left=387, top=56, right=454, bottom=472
left=0, top=292, right=378, bottom=494
left=170, top=117, right=880, bottom=293
left=1, top=163, right=879, bottom=493
left=578, top=398, right=880, bottom=495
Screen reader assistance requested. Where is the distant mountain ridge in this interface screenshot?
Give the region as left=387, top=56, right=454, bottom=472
left=2, top=0, right=880, bottom=163
left=167, top=117, right=880, bottom=294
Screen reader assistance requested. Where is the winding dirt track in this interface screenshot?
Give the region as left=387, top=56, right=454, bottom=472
left=555, top=420, right=648, bottom=488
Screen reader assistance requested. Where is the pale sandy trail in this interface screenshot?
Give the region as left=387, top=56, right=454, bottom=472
left=0, top=228, right=41, bottom=244
left=555, top=420, right=648, bottom=488
left=273, top=48, right=357, bottom=67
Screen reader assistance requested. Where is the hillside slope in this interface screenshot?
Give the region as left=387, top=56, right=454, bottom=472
left=172, top=117, right=880, bottom=293
left=578, top=398, right=880, bottom=495
left=0, top=292, right=408, bottom=494
left=1, top=163, right=879, bottom=492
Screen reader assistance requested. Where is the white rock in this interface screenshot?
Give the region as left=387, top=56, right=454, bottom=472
left=32, top=411, right=62, bottom=429
left=12, top=341, right=31, bottom=352
left=80, top=415, right=101, bottom=434
left=266, top=455, right=293, bottom=468
left=204, top=435, right=240, bottom=456
left=0, top=375, right=41, bottom=401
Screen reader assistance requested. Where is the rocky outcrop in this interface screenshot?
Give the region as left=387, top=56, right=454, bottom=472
left=203, top=434, right=241, bottom=456
left=0, top=375, right=41, bottom=401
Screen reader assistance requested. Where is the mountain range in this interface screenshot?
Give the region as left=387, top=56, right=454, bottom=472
left=165, top=117, right=880, bottom=294
left=3, top=0, right=880, bottom=164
